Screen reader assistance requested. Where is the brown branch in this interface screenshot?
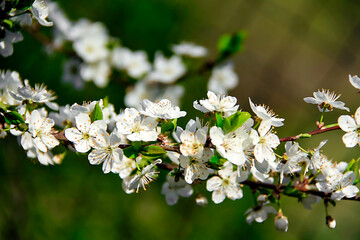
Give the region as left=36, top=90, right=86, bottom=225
left=279, top=125, right=341, bottom=142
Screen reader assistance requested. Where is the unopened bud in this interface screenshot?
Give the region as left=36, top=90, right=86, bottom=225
left=326, top=216, right=336, bottom=229
left=274, top=213, right=288, bottom=232
left=195, top=194, right=208, bottom=207
left=257, top=194, right=267, bottom=203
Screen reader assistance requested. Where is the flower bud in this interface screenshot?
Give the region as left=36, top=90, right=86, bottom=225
left=195, top=194, right=208, bottom=207
left=274, top=214, right=288, bottom=232
left=326, top=216, right=336, bottom=229
left=257, top=194, right=268, bottom=203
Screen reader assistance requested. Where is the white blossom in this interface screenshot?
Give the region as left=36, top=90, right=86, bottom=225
left=250, top=121, right=280, bottom=164
left=10, top=81, right=57, bottom=110
left=116, top=108, right=158, bottom=142
left=26, top=110, right=59, bottom=152
left=210, top=126, right=249, bottom=166
left=0, top=70, right=23, bottom=105
left=349, top=74, right=360, bottom=90
left=179, top=148, right=213, bottom=184
left=161, top=173, right=193, bottom=205
left=88, top=130, right=123, bottom=174
left=338, top=106, right=360, bottom=148
left=304, top=89, right=349, bottom=112
left=0, top=30, right=23, bottom=57
left=30, top=0, right=53, bottom=26
left=62, top=58, right=84, bottom=90
left=125, top=81, right=184, bottom=109
left=49, top=104, right=75, bottom=127
left=206, top=161, right=244, bottom=204
left=65, top=113, right=107, bottom=153
left=180, top=127, right=207, bottom=159
left=194, top=91, right=239, bottom=117
left=316, top=168, right=359, bottom=200
left=245, top=202, right=277, bottom=224
left=171, top=42, right=207, bottom=57
left=147, top=52, right=186, bottom=84
left=111, top=47, right=151, bottom=78
left=140, top=99, right=186, bottom=119
left=276, top=142, right=308, bottom=183
left=80, top=61, right=111, bottom=88
left=128, top=159, right=162, bottom=193
left=274, top=214, right=288, bottom=232
left=208, top=62, right=238, bottom=94
left=111, top=156, right=137, bottom=179
left=249, top=98, right=284, bottom=127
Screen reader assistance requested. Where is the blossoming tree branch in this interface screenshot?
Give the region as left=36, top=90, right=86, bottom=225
left=1, top=0, right=360, bottom=233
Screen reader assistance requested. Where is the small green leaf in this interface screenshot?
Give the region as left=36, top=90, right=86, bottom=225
left=217, top=30, right=247, bottom=61
left=354, top=179, right=360, bottom=185
left=210, top=154, right=220, bottom=164
left=161, top=121, right=175, bottom=134
left=123, top=146, right=137, bottom=159
left=90, top=103, right=103, bottom=122
left=227, top=111, right=251, bottom=132
left=222, top=111, right=251, bottom=133
left=345, top=158, right=359, bottom=173
left=215, top=112, right=223, bottom=128
left=141, top=145, right=166, bottom=158
left=222, top=118, right=231, bottom=133
left=299, top=133, right=312, bottom=139
left=103, top=96, right=109, bottom=108
left=329, top=199, right=336, bottom=207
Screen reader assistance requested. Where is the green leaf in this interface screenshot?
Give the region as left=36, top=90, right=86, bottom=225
left=123, top=146, right=137, bottom=159
left=345, top=158, right=359, bottom=173
left=103, top=96, right=109, bottom=108
left=329, top=199, right=336, bottom=207
left=141, top=145, right=166, bottom=159
left=222, top=118, right=231, bottom=133
left=161, top=120, right=175, bottom=134
left=222, top=111, right=251, bottom=133
left=217, top=30, right=247, bottom=61
left=3, top=111, right=25, bottom=125
left=90, top=103, right=103, bottom=122
left=215, top=112, right=223, bottom=128
left=354, top=179, right=360, bottom=185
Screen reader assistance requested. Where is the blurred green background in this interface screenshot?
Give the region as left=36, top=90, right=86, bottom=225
left=1, top=0, right=360, bottom=239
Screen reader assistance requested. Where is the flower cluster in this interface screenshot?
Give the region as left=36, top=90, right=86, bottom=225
left=2, top=68, right=360, bottom=232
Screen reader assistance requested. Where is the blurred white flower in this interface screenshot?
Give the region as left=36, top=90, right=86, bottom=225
left=147, top=52, right=186, bottom=83
left=208, top=62, right=238, bottom=94
left=0, top=30, right=23, bottom=57
left=171, top=42, right=207, bottom=57
left=125, top=81, right=184, bottom=109
left=80, top=61, right=111, bottom=88
left=304, top=89, right=349, bottom=112
left=0, top=70, right=23, bottom=105
left=274, top=214, right=288, bottom=232
left=180, top=127, right=207, bottom=159
left=245, top=202, right=276, bottom=224
left=111, top=47, right=151, bottom=78
left=111, top=156, right=137, bottom=179
left=161, top=172, right=193, bottom=205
